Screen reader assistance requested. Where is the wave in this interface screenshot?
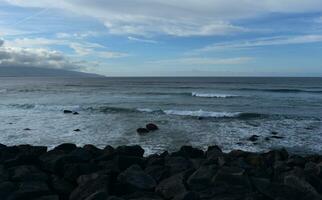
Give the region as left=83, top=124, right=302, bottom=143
left=5, top=103, right=265, bottom=119
left=0, top=89, right=7, bottom=93
left=192, top=92, right=239, bottom=98
left=237, top=88, right=322, bottom=94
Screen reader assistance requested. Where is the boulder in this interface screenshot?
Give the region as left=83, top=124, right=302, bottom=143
left=117, top=165, right=156, bottom=192
left=73, top=112, right=79, bottom=115
left=53, top=143, right=77, bottom=153
left=284, top=175, right=321, bottom=199
left=114, top=155, right=145, bottom=171
left=63, top=163, right=99, bottom=183
left=35, top=195, right=59, bottom=200
left=116, top=146, right=145, bottom=157
left=70, top=175, right=110, bottom=200
left=84, top=191, right=109, bottom=200
left=155, top=173, right=186, bottom=199
left=50, top=175, right=74, bottom=198
left=187, top=165, right=217, bottom=191
left=8, top=181, right=51, bottom=200
left=10, top=165, right=48, bottom=182
left=165, top=156, right=193, bottom=175
left=145, top=165, right=169, bottom=183
left=173, top=191, right=200, bottom=200
left=248, top=135, right=259, bottom=142
left=74, top=129, right=81, bottom=132
left=0, top=181, right=17, bottom=199
left=146, top=123, right=159, bottom=131
left=174, top=146, right=204, bottom=159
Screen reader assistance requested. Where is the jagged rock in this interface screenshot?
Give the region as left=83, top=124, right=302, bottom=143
left=117, top=165, right=156, bottom=192
left=145, top=165, right=169, bottom=183
left=63, top=163, right=99, bottom=183
left=10, top=165, right=48, bottom=182
left=156, top=173, right=186, bottom=199
left=165, top=156, right=193, bottom=175
left=0, top=181, right=17, bottom=199
left=116, top=145, right=145, bottom=157
left=84, top=191, right=109, bottom=200
left=53, top=143, right=77, bottom=153
left=73, top=112, right=79, bottom=115
left=187, top=165, right=217, bottom=191
left=173, top=191, right=200, bottom=200
left=50, top=175, right=74, bottom=198
left=35, top=195, right=59, bottom=200
left=146, top=123, right=159, bottom=131
left=114, top=155, right=145, bottom=171
left=8, top=181, right=51, bottom=200
left=284, top=175, right=322, bottom=199
left=70, top=175, right=110, bottom=200
left=173, top=146, right=204, bottom=159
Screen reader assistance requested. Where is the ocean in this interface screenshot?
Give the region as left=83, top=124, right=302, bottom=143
left=1, top=77, right=322, bottom=155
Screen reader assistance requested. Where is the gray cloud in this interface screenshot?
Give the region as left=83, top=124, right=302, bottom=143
left=0, top=45, right=84, bottom=70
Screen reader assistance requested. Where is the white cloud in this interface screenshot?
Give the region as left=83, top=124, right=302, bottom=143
left=7, top=0, right=322, bottom=37
left=127, top=36, right=158, bottom=44
left=198, top=35, right=322, bottom=52
left=148, top=57, right=253, bottom=66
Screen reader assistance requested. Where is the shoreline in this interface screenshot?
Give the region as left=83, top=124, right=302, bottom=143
left=1, top=144, right=322, bottom=200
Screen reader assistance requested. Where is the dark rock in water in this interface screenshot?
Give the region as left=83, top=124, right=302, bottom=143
left=248, top=135, right=259, bottom=142
left=24, top=128, right=31, bottom=131
left=265, top=137, right=270, bottom=141
left=63, top=110, right=73, bottom=114
left=74, top=129, right=81, bottom=132
left=146, top=123, right=159, bottom=131
left=117, top=165, right=157, bottom=192
left=137, top=128, right=150, bottom=134
left=271, top=136, right=285, bottom=139
left=116, top=145, right=145, bottom=157
left=73, top=112, right=79, bottom=115
left=271, top=131, right=278, bottom=135
left=156, top=173, right=186, bottom=199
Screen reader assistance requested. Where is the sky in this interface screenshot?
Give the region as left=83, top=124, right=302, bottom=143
left=0, top=0, right=322, bottom=76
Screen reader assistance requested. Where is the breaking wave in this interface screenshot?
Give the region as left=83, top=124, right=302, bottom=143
left=191, top=92, right=240, bottom=98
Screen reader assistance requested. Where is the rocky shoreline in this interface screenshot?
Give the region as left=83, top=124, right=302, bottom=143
left=1, top=144, right=322, bottom=200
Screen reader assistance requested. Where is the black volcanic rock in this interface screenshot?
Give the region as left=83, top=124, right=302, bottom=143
left=137, top=128, right=149, bottom=135
left=146, top=123, right=159, bottom=131
left=0, top=143, right=322, bottom=200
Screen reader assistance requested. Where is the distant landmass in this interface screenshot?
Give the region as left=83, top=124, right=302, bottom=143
left=0, top=67, right=104, bottom=77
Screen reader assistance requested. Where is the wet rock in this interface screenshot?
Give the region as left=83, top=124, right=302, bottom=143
left=73, top=112, right=79, bottom=115
left=24, top=128, right=31, bottom=131
left=248, top=135, right=259, bottom=142
left=174, top=146, right=204, bottom=159
left=35, top=195, right=59, bottom=200
left=114, top=155, right=145, bottom=171
left=63, top=110, right=73, bottom=114
left=271, top=131, right=278, bottom=135
left=70, top=175, right=110, bottom=200
left=53, top=143, right=77, bottom=153
left=145, top=165, right=169, bottom=183
left=84, top=191, right=108, bottom=200
left=10, top=165, right=48, bottom=182
left=187, top=165, right=217, bottom=191
left=8, top=181, right=51, bottom=200
left=0, top=181, right=17, bottom=199
left=165, top=156, right=193, bottom=175
left=271, top=136, right=285, bottom=139
left=116, top=145, right=145, bottom=157
left=137, top=128, right=150, bottom=135
left=146, top=123, right=159, bottom=131
left=63, top=163, right=99, bottom=183
left=117, top=165, right=156, bottom=192
left=155, top=173, right=186, bottom=199
left=284, top=174, right=321, bottom=199
left=74, top=129, right=81, bottom=132
left=50, top=175, right=74, bottom=198
left=173, top=191, right=200, bottom=200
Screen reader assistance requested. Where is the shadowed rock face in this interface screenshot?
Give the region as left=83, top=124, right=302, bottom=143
left=1, top=143, right=322, bottom=200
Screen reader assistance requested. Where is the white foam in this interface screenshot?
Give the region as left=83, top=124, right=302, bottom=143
left=192, top=92, right=239, bottom=98
left=137, top=108, right=157, bottom=113
left=163, top=109, right=240, bottom=118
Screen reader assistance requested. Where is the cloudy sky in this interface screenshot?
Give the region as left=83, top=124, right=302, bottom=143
left=0, top=0, right=322, bottom=76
